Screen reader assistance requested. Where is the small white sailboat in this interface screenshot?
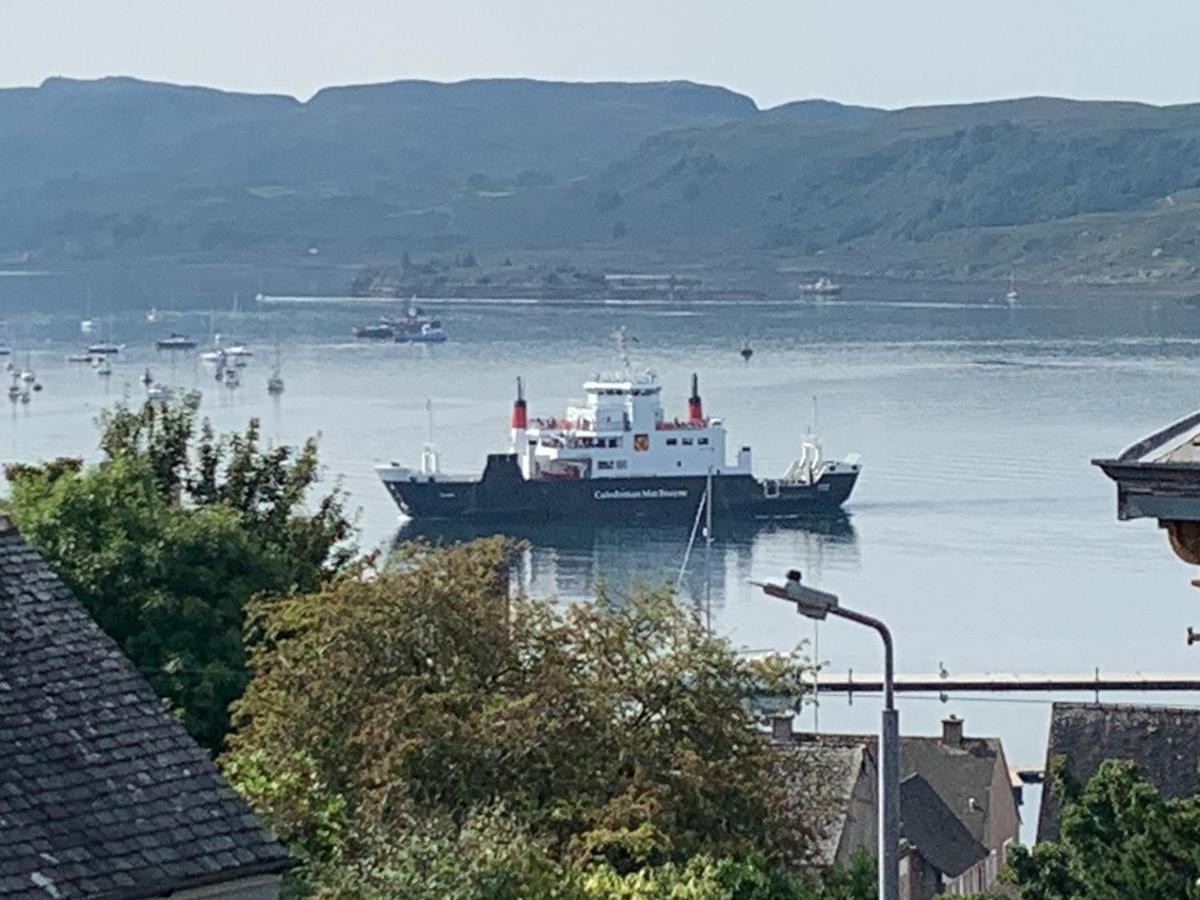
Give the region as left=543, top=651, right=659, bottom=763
left=147, top=382, right=174, bottom=402
left=80, top=319, right=95, bottom=334
left=1005, top=269, right=1020, bottom=305
left=146, top=307, right=159, bottom=323
left=7, top=373, right=21, bottom=401
left=266, top=344, right=284, bottom=395
left=20, top=352, right=35, bottom=384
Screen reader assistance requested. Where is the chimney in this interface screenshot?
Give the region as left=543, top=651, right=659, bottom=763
left=941, top=715, right=964, bottom=747
left=687, top=372, right=703, bottom=423
left=770, top=713, right=794, bottom=743
left=510, top=377, right=528, bottom=430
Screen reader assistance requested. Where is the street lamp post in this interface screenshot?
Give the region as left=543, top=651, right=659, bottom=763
left=757, top=570, right=899, bottom=900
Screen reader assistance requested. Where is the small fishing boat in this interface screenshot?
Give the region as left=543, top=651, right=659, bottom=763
left=146, top=307, right=159, bottom=323
left=65, top=353, right=92, bottom=363
left=86, top=342, right=121, bottom=356
left=739, top=338, right=754, bottom=361
left=141, top=367, right=154, bottom=386
left=96, top=358, right=112, bottom=377
left=799, top=276, right=843, bottom=296
left=223, top=367, right=240, bottom=387
left=80, top=319, right=95, bottom=334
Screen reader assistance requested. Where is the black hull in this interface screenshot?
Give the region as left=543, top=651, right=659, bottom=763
left=382, top=454, right=857, bottom=524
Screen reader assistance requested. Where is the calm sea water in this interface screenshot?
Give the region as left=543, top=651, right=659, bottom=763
left=4, top=267, right=1200, bottom=838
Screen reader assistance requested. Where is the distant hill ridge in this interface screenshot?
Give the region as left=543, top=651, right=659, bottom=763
left=2, top=75, right=1200, bottom=283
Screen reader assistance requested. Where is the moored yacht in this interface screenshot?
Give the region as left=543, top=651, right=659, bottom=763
left=377, top=366, right=860, bottom=523
left=155, top=333, right=197, bottom=351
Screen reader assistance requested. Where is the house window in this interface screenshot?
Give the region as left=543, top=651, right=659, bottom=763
left=666, top=438, right=678, bottom=446
left=608, top=438, right=618, bottom=448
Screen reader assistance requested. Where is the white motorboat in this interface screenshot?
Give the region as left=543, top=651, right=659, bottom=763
left=799, top=276, right=843, bottom=296
left=147, top=382, right=174, bottom=402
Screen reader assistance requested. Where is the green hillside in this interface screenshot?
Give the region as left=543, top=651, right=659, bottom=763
left=4, top=77, right=1200, bottom=284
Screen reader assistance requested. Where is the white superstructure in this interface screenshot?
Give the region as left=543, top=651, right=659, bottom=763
left=509, top=371, right=752, bottom=481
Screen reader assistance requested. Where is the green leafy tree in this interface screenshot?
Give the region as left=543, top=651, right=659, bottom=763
left=223, top=538, right=827, bottom=895
left=3, top=401, right=354, bottom=750
left=1005, top=758, right=1200, bottom=899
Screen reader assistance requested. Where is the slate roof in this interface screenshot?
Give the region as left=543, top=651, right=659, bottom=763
left=0, top=514, right=291, bottom=899
left=900, top=774, right=987, bottom=878
left=790, top=731, right=1007, bottom=847
left=781, top=742, right=873, bottom=868
left=1037, top=702, right=1200, bottom=842
left=899, top=735, right=1004, bottom=846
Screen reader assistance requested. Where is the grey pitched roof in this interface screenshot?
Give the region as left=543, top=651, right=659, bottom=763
left=789, top=731, right=1006, bottom=846
left=0, top=515, right=291, bottom=899
left=781, top=742, right=872, bottom=868
left=899, top=735, right=1002, bottom=845
left=900, top=774, right=987, bottom=878
left=1037, top=702, right=1200, bottom=842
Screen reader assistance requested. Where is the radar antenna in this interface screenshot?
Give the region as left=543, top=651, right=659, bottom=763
left=608, top=326, right=639, bottom=373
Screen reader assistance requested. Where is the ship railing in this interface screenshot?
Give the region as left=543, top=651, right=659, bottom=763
left=656, top=419, right=709, bottom=430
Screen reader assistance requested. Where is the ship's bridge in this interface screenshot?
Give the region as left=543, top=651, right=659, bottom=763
left=515, top=371, right=752, bottom=481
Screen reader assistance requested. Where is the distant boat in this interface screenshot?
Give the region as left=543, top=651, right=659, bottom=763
left=146, top=307, right=159, bottom=323
left=80, top=319, right=95, bottom=334
left=86, top=342, right=121, bottom=356
left=398, top=321, right=447, bottom=344
left=267, top=344, right=284, bottom=395
left=141, top=367, right=154, bottom=386
left=96, top=358, right=112, bottom=377
left=1005, top=270, right=1020, bottom=305
left=739, top=338, right=754, bottom=361
left=223, top=366, right=240, bottom=387
left=155, top=333, right=197, bottom=351
left=65, top=353, right=92, bottom=363
left=799, top=276, right=843, bottom=296
left=7, top=373, right=20, bottom=401
left=0, top=347, right=9, bottom=358
left=146, top=382, right=174, bottom=402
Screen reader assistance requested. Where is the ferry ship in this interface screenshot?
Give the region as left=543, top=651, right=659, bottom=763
left=376, top=367, right=861, bottom=523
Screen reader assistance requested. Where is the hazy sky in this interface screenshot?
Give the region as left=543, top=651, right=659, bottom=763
left=6, top=0, right=1200, bottom=109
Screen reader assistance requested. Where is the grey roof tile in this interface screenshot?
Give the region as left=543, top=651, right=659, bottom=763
left=0, top=516, right=291, bottom=898
left=1037, top=701, right=1200, bottom=842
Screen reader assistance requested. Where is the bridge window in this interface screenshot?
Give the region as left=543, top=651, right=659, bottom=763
left=698, top=437, right=709, bottom=445
left=598, top=460, right=613, bottom=470
left=682, top=438, right=693, bottom=446
left=666, top=438, right=678, bottom=446
left=616, top=460, right=628, bottom=469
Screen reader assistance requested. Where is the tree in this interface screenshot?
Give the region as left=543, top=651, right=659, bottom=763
left=3, top=401, right=354, bottom=750
left=223, top=538, right=824, bottom=895
left=1005, top=758, right=1200, bottom=899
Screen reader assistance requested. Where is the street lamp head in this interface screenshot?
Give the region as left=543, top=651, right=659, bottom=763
left=753, top=570, right=840, bottom=620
